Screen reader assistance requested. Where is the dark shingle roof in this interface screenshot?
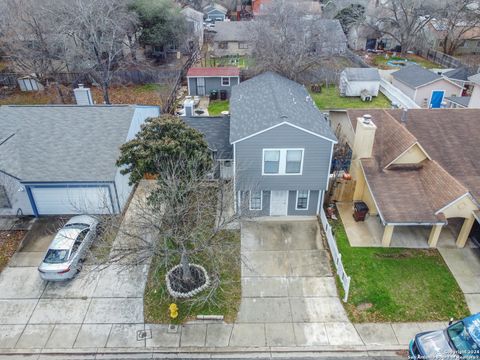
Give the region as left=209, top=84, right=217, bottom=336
left=347, top=108, right=480, bottom=224
left=343, top=68, right=380, bottom=81
left=445, top=96, right=471, bottom=107
left=0, top=105, right=159, bottom=182
left=213, top=21, right=250, bottom=42
left=443, top=67, right=477, bottom=82
left=229, top=72, right=336, bottom=143
left=182, top=116, right=233, bottom=159
left=391, top=64, right=442, bottom=88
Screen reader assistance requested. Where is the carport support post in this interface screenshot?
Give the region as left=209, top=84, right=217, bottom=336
left=456, top=216, right=476, bottom=248
left=428, top=224, right=443, bottom=248
left=382, top=224, right=394, bottom=247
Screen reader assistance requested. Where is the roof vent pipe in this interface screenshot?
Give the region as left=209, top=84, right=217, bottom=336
left=401, top=108, right=408, bottom=124
left=362, top=114, right=372, bottom=124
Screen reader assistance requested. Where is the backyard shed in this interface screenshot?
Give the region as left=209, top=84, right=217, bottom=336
left=186, top=67, right=240, bottom=98
left=339, top=68, right=381, bottom=97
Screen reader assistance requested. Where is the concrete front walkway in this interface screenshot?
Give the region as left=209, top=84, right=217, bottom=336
left=439, top=247, right=480, bottom=313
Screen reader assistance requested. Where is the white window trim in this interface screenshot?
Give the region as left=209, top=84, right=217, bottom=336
left=221, top=77, right=230, bottom=86
left=249, top=190, right=263, bottom=211
left=262, top=148, right=304, bottom=176
left=295, top=190, right=310, bottom=211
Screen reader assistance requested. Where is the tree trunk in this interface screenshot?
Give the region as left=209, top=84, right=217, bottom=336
left=54, top=82, right=66, bottom=104
left=102, top=83, right=110, bottom=104
left=180, top=250, right=193, bottom=283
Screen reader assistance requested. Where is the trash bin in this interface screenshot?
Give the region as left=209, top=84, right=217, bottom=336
left=353, top=201, right=369, bottom=222
left=219, top=90, right=227, bottom=100
left=210, top=90, right=218, bottom=100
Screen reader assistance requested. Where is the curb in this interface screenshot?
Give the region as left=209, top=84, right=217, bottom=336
left=0, top=344, right=407, bottom=356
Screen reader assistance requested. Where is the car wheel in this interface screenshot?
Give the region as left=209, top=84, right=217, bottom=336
left=76, top=261, right=83, bottom=275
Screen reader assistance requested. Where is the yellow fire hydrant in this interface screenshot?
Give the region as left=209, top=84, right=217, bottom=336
left=169, top=303, right=178, bottom=319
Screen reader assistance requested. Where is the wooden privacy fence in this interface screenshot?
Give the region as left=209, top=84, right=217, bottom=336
left=319, top=207, right=351, bottom=302
left=422, top=49, right=466, bottom=69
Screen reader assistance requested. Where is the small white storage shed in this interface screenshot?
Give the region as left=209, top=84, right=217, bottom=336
left=339, top=68, right=381, bottom=97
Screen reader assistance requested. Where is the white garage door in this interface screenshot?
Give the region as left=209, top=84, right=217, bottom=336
left=31, top=186, right=113, bottom=215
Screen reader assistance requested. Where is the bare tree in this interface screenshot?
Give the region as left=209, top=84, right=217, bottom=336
left=435, top=0, right=480, bottom=55
left=363, top=0, right=440, bottom=54
left=249, top=0, right=346, bottom=81
left=55, top=0, right=139, bottom=104
left=0, top=0, right=68, bottom=78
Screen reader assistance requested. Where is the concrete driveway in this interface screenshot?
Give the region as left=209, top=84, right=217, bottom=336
left=237, top=219, right=362, bottom=347
left=0, top=217, right=148, bottom=350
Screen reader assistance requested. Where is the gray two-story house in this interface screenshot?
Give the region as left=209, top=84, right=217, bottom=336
left=230, top=72, right=337, bottom=216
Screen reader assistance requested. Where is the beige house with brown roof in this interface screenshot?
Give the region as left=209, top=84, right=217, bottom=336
left=333, top=108, right=480, bottom=248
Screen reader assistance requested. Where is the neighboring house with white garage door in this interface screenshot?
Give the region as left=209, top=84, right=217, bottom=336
left=0, top=104, right=159, bottom=216
left=229, top=72, right=337, bottom=216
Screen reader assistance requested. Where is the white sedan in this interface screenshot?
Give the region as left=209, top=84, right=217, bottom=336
left=38, top=215, right=98, bottom=281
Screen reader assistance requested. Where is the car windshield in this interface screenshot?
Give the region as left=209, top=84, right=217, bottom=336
left=43, top=249, right=70, bottom=264
left=447, top=321, right=480, bottom=356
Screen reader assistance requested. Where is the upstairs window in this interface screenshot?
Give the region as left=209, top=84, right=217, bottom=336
left=263, top=150, right=280, bottom=174
left=286, top=150, right=303, bottom=173
left=263, top=149, right=303, bottom=175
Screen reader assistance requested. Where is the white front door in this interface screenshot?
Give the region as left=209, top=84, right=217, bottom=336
left=270, top=190, right=288, bottom=216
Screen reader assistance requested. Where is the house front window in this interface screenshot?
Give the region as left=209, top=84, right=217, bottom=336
left=239, top=42, right=249, bottom=49
left=296, top=190, right=309, bottom=210
left=286, top=149, right=303, bottom=173
left=262, top=149, right=304, bottom=175
left=219, top=42, right=228, bottom=49
left=263, top=150, right=280, bottom=174
left=221, top=77, right=230, bottom=86
left=249, top=191, right=262, bottom=210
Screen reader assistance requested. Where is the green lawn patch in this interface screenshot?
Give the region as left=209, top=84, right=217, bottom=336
left=331, top=219, right=469, bottom=323
left=205, top=56, right=252, bottom=68
left=144, top=229, right=241, bottom=324
left=309, top=86, right=391, bottom=110
left=372, top=53, right=442, bottom=69
left=208, top=100, right=229, bottom=116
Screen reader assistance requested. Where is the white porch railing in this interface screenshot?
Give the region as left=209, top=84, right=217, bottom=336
left=319, top=208, right=351, bottom=302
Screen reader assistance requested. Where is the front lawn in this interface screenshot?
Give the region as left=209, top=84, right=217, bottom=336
left=310, top=86, right=391, bottom=110
left=144, top=229, right=241, bottom=324
left=208, top=100, right=229, bottom=115
left=331, top=219, right=470, bottom=323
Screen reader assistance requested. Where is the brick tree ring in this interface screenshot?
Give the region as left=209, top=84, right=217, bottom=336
left=165, top=263, right=210, bottom=299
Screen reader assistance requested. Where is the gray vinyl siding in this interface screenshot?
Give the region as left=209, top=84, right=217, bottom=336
left=287, top=190, right=319, bottom=216
left=235, top=124, right=333, bottom=192
left=239, top=190, right=270, bottom=217
left=188, top=76, right=239, bottom=98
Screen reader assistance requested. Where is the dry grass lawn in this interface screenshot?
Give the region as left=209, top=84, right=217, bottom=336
left=0, top=231, right=26, bottom=273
